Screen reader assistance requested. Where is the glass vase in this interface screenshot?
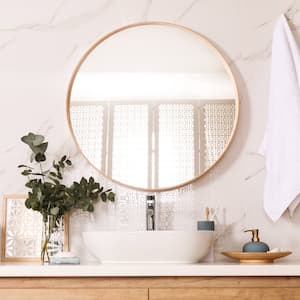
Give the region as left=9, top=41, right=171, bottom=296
left=41, top=215, right=64, bottom=264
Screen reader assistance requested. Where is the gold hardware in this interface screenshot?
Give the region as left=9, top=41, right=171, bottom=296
left=244, top=229, right=260, bottom=242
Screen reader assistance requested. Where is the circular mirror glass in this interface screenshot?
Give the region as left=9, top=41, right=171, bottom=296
left=67, top=23, right=239, bottom=191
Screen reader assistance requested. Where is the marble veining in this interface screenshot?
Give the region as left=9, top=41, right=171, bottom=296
left=174, top=0, right=200, bottom=22
left=140, top=0, right=153, bottom=21
left=0, top=0, right=116, bottom=32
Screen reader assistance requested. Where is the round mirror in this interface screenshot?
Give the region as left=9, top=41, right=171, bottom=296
left=67, top=22, right=239, bottom=191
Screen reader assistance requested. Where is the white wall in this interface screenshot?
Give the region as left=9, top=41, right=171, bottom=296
left=1, top=0, right=300, bottom=262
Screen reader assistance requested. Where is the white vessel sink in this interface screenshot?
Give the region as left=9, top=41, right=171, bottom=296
left=83, top=231, right=213, bottom=263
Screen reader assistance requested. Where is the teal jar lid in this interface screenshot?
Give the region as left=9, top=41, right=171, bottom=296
left=197, top=220, right=215, bottom=231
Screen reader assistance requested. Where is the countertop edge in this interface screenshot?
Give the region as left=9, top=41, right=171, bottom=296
left=0, top=262, right=300, bottom=277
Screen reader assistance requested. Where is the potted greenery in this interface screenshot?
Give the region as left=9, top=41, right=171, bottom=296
left=18, top=132, right=115, bottom=263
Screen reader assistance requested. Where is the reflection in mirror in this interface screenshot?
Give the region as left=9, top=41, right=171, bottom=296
left=68, top=23, right=238, bottom=191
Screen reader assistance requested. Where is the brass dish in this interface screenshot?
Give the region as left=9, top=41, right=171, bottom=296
left=221, top=251, right=292, bottom=263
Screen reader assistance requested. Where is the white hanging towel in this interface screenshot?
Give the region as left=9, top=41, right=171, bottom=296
left=259, top=14, right=300, bottom=222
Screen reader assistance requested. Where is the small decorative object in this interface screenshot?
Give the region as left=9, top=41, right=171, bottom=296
left=222, top=228, right=291, bottom=263
left=49, top=251, right=80, bottom=265
left=197, top=207, right=215, bottom=231
left=242, top=229, right=270, bottom=252
left=18, top=132, right=115, bottom=263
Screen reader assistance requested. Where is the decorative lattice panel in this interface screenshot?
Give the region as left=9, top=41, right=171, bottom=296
left=5, top=198, right=43, bottom=258
left=112, top=104, right=149, bottom=188
left=203, top=103, right=235, bottom=168
left=158, top=104, right=195, bottom=187
left=70, top=104, right=104, bottom=169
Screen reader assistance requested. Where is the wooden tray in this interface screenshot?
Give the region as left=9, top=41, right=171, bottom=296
left=221, top=251, right=292, bottom=263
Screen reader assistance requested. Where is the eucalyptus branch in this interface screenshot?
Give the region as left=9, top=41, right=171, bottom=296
left=19, top=132, right=116, bottom=218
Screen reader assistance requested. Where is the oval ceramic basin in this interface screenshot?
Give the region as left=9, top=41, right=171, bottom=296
left=83, top=231, right=213, bottom=263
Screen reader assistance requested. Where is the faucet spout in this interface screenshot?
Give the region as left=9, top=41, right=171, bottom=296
left=146, top=195, right=155, bottom=231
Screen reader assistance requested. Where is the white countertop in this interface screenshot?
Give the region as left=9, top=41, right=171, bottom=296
left=0, top=261, right=300, bottom=277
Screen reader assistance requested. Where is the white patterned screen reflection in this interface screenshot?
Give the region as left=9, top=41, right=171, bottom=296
left=70, top=104, right=104, bottom=169
left=158, top=104, right=195, bottom=187
left=112, top=105, right=149, bottom=188
left=69, top=102, right=235, bottom=190
left=203, top=103, right=235, bottom=168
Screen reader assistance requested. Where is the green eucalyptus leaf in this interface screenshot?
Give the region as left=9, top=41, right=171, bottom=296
left=64, top=197, right=75, bottom=208
left=32, top=136, right=45, bottom=146
left=25, top=182, right=33, bottom=188
left=87, top=204, right=94, bottom=212
left=50, top=207, right=60, bottom=215
left=36, top=142, right=48, bottom=153
left=35, top=187, right=43, bottom=201
left=50, top=178, right=60, bottom=185
left=18, top=164, right=33, bottom=169
left=21, top=133, right=44, bottom=146
left=65, top=160, right=72, bottom=166
left=100, top=193, right=107, bottom=202
left=55, top=190, right=65, bottom=200
left=29, top=142, right=48, bottom=156
left=73, top=182, right=80, bottom=188
left=31, top=200, right=40, bottom=210
left=108, top=192, right=115, bottom=202
left=25, top=198, right=31, bottom=209
left=90, top=193, right=98, bottom=200
left=80, top=177, right=87, bottom=185
left=21, top=169, right=32, bottom=176
left=35, top=153, right=46, bottom=162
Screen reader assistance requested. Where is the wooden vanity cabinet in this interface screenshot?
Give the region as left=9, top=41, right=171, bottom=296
left=0, top=289, right=147, bottom=300
left=1, top=277, right=300, bottom=300
left=149, top=287, right=300, bottom=300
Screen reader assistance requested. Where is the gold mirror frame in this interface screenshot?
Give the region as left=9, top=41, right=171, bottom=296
left=1, top=194, right=69, bottom=262
left=66, top=22, right=240, bottom=192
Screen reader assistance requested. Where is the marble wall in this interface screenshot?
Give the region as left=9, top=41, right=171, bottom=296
left=1, top=0, right=300, bottom=262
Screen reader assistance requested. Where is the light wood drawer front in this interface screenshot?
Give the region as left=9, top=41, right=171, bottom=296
left=0, top=288, right=148, bottom=300
left=149, top=288, right=300, bottom=300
